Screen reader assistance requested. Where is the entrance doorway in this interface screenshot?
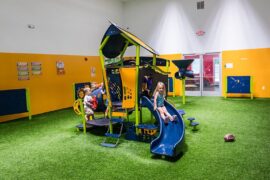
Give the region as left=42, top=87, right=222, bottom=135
left=183, top=53, right=221, bottom=96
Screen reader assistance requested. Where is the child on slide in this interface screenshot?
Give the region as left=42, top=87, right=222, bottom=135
left=153, top=82, right=177, bottom=123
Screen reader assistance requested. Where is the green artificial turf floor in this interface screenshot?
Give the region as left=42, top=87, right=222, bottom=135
left=0, top=97, right=270, bottom=179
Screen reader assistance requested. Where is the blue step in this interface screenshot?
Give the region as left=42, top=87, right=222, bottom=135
left=191, top=122, right=199, bottom=126
left=100, top=142, right=117, bottom=148
left=177, top=109, right=186, bottom=115
left=188, top=117, right=195, bottom=121
left=105, top=133, right=121, bottom=138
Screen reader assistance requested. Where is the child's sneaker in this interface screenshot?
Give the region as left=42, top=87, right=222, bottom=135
left=171, top=115, right=177, bottom=121
left=164, top=116, right=169, bottom=124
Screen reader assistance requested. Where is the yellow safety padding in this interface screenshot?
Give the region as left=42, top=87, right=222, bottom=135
left=119, top=68, right=136, bottom=108
left=112, top=111, right=127, bottom=117
left=112, top=112, right=127, bottom=117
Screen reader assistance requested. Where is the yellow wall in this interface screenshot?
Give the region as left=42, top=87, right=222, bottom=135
left=159, top=54, right=183, bottom=96
left=0, top=52, right=102, bottom=122
left=1, top=48, right=268, bottom=122
left=222, top=48, right=270, bottom=98
left=161, top=48, right=270, bottom=98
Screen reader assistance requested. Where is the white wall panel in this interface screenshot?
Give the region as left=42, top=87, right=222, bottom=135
left=123, top=0, right=270, bottom=55
left=0, top=0, right=123, bottom=55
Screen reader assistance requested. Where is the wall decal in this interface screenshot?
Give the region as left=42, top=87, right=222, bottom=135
left=56, top=61, right=65, bottom=75
left=31, top=62, right=42, bottom=75
left=17, top=62, right=29, bottom=80
left=90, top=67, right=96, bottom=77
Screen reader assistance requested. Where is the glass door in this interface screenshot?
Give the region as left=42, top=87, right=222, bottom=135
left=183, top=53, right=221, bottom=96
left=184, top=55, right=201, bottom=96
left=202, top=53, right=221, bottom=96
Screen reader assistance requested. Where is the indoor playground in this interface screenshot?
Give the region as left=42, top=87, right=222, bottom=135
left=0, top=0, right=269, bottom=179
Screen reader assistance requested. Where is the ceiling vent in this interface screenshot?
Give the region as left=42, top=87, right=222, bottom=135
left=197, top=1, right=205, bottom=10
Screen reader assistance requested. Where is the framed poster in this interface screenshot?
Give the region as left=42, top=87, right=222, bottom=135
left=17, top=62, right=29, bottom=80
left=31, top=62, right=42, bottom=75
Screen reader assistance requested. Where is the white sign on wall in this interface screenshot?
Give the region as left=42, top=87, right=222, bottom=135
left=225, top=63, right=233, bottom=68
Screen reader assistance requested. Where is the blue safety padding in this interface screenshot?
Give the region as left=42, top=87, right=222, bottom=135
left=227, top=76, right=251, bottom=93
left=0, top=89, right=28, bottom=116
left=74, top=82, right=91, bottom=99
left=168, top=77, right=173, bottom=92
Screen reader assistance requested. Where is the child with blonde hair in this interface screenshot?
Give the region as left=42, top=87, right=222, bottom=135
left=83, top=87, right=94, bottom=120
left=153, top=82, right=176, bottom=123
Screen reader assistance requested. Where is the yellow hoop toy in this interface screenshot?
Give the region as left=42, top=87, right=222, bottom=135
left=73, top=99, right=82, bottom=115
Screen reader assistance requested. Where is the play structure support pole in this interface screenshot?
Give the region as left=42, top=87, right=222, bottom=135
left=135, top=45, right=140, bottom=132
left=250, top=76, right=253, bottom=99
left=166, top=60, right=172, bottom=97
left=153, top=54, right=156, bottom=66
left=182, top=78, right=186, bottom=104
left=99, top=36, right=113, bottom=133
left=224, top=76, right=227, bottom=99
left=121, top=33, right=137, bottom=46
left=173, top=77, right=175, bottom=97
left=78, top=98, right=86, bottom=134
left=120, top=41, right=129, bottom=60
left=120, top=32, right=140, bottom=132
left=26, top=88, right=32, bottom=120
left=72, top=83, right=76, bottom=101
left=166, top=60, right=169, bottom=73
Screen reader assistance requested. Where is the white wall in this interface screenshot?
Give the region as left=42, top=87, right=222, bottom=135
left=123, top=0, right=270, bottom=55
left=0, top=0, right=123, bottom=55
left=1, top=0, right=269, bottom=56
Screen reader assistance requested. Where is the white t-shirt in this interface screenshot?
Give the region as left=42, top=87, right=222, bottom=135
left=83, top=95, right=93, bottom=109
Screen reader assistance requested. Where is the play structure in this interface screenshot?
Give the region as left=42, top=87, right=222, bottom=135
left=0, top=88, right=31, bottom=120
left=98, top=22, right=185, bottom=157
left=172, top=59, right=194, bottom=104
left=225, top=76, right=253, bottom=99
left=73, top=22, right=186, bottom=157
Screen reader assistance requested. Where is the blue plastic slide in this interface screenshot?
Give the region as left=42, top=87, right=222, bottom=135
left=141, top=96, right=185, bottom=157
